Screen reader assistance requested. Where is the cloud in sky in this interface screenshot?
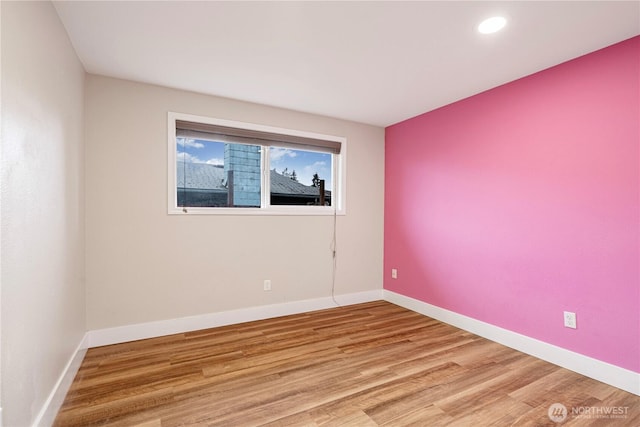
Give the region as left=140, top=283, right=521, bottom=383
left=270, top=147, right=297, bottom=162
left=302, top=161, right=328, bottom=176
left=177, top=138, right=204, bottom=149
left=177, top=151, right=201, bottom=163
left=177, top=151, right=223, bottom=165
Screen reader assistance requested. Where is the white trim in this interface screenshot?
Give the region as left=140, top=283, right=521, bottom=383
left=384, top=290, right=640, bottom=396
left=167, top=112, right=179, bottom=212
left=174, top=113, right=345, bottom=146
left=167, top=206, right=342, bottom=216
left=35, top=291, right=382, bottom=423
left=33, top=289, right=637, bottom=425
left=88, top=290, right=382, bottom=348
left=32, top=334, right=90, bottom=427
left=167, top=111, right=347, bottom=216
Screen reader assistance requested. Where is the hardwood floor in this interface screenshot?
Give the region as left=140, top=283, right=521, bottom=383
left=54, top=301, right=639, bottom=426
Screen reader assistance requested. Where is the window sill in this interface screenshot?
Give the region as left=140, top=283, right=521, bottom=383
left=168, top=206, right=345, bottom=216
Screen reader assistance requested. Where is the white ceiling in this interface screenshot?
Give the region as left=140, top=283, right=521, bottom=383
left=53, top=1, right=639, bottom=127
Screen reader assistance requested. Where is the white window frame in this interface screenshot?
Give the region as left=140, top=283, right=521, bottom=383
left=168, top=112, right=346, bottom=215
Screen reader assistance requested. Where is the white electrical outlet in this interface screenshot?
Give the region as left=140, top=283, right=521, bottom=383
left=263, top=279, right=271, bottom=291
left=391, top=268, right=398, bottom=279
left=564, top=311, right=577, bottom=329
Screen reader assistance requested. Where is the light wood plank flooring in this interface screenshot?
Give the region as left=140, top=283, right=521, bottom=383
left=54, top=301, right=639, bottom=426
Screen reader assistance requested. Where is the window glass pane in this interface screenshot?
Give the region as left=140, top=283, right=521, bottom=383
left=269, top=147, right=332, bottom=206
left=177, top=137, right=261, bottom=208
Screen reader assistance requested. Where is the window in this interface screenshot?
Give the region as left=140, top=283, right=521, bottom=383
left=176, top=139, right=261, bottom=208
left=270, top=148, right=332, bottom=207
left=168, top=112, right=346, bottom=215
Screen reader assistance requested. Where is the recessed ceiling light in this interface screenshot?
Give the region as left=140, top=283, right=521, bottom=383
left=478, top=16, right=507, bottom=34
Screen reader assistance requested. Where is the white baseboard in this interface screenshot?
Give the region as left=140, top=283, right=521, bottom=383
left=36, top=290, right=381, bottom=425
left=384, top=290, right=640, bottom=396
left=32, top=334, right=89, bottom=427
left=40, top=288, right=635, bottom=427
left=88, top=290, right=383, bottom=348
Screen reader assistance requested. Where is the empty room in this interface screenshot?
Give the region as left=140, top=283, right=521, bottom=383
left=1, top=1, right=639, bottom=426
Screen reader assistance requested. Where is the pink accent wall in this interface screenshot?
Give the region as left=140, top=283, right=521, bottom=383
left=384, top=36, right=639, bottom=373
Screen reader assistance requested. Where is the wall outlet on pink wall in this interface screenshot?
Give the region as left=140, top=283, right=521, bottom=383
left=564, top=312, right=577, bottom=329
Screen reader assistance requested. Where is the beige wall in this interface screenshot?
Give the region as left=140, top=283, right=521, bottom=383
left=85, top=75, right=384, bottom=330
left=1, top=1, right=86, bottom=425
